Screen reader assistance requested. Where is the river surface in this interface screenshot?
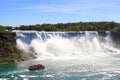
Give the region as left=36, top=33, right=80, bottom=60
left=0, top=31, right=120, bottom=80
left=1, top=58, right=120, bottom=80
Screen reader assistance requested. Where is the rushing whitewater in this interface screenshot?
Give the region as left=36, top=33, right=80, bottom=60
left=1, top=31, right=120, bottom=80
left=15, top=31, right=120, bottom=60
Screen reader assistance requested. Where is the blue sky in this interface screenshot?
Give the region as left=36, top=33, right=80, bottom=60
left=0, top=0, right=120, bottom=26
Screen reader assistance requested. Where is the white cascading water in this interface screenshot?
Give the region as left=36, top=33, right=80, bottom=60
left=15, top=31, right=120, bottom=60
left=1, top=31, right=120, bottom=80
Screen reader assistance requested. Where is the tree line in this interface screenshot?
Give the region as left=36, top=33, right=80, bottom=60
left=1, top=21, right=120, bottom=31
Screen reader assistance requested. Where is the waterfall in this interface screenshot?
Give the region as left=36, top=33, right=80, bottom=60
left=14, top=31, right=120, bottom=59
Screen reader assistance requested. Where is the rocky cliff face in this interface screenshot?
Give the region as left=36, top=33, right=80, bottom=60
left=0, top=32, right=21, bottom=63
left=0, top=32, right=35, bottom=63
left=111, top=31, right=120, bottom=48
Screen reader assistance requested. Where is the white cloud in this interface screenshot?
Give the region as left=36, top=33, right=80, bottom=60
left=17, top=0, right=117, bottom=13
left=3, top=0, right=119, bottom=14
left=19, top=5, right=80, bottom=13
left=18, top=3, right=114, bottom=14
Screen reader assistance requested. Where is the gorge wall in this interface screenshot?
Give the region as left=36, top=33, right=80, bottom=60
left=0, top=32, right=35, bottom=63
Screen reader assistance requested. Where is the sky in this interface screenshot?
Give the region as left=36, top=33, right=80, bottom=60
left=0, top=0, right=120, bottom=26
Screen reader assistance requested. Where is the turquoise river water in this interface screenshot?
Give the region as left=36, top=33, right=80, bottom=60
left=0, top=31, right=120, bottom=80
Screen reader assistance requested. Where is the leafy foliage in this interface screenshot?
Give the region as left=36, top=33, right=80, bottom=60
left=13, top=21, right=120, bottom=31
left=0, top=32, right=22, bottom=63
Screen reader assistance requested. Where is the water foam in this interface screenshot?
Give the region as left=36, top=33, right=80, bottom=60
left=15, top=31, right=120, bottom=60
